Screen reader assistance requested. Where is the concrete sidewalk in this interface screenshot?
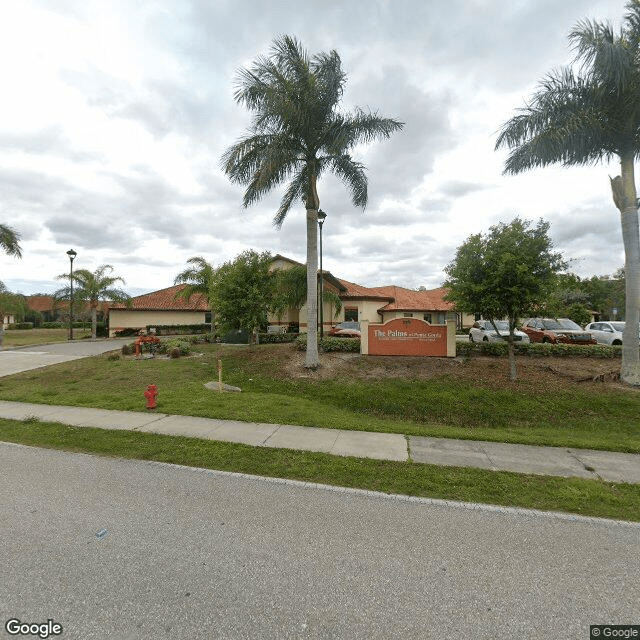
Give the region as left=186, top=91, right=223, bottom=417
left=0, top=399, right=639, bottom=484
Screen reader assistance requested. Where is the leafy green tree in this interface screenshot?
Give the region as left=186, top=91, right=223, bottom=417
left=495, top=1, right=640, bottom=385
left=222, top=35, right=403, bottom=368
left=583, top=270, right=625, bottom=320
left=444, top=218, right=565, bottom=381
left=271, top=264, right=342, bottom=324
left=174, top=256, right=215, bottom=302
left=56, top=265, right=130, bottom=339
left=0, top=223, right=22, bottom=258
left=209, top=250, right=275, bottom=344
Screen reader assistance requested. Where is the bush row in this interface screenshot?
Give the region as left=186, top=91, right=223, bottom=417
left=5, top=322, right=34, bottom=330
left=455, top=340, right=622, bottom=359
left=294, top=334, right=361, bottom=353
left=145, top=324, right=211, bottom=335
left=258, top=332, right=299, bottom=344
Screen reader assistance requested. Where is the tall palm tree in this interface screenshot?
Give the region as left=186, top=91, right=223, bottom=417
left=56, top=265, right=130, bottom=339
left=222, top=35, right=403, bottom=368
left=1, top=223, right=22, bottom=258
left=174, top=256, right=214, bottom=303
left=496, top=0, right=640, bottom=385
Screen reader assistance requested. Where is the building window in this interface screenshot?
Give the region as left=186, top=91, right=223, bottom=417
left=344, top=308, right=358, bottom=321
left=423, top=313, right=432, bottom=324
left=403, top=313, right=413, bottom=318
left=205, top=312, right=212, bottom=324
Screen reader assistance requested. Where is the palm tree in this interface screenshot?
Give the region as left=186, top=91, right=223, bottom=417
left=1, top=223, right=22, bottom=258
left=271, top=264, right=342, bottom=323
left=174, top=256, right=214, bottom=303
left=222, top=35, right=403, bottom=368
left=496, top=0, right=640, bottom=385
left=56, top=265, right=130, bottom=339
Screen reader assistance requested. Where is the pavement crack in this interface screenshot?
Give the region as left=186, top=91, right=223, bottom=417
left=567, top=449, right=602, bottom=480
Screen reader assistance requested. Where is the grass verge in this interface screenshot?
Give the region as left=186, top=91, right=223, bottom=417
left=2, top=327, right=92, bottom=347
left=0, top=343, right=639, bottom=452
left=1, top=418, right=639, bottom=522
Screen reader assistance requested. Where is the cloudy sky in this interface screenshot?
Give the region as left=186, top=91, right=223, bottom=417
left=0, top=0, right=630, bottom=296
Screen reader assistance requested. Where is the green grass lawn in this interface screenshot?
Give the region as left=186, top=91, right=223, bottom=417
left=2, top=327, right=92, bottom=347
left=2, top=418, right=638, bottom=522
left=0, top=342, right=638, bottom=452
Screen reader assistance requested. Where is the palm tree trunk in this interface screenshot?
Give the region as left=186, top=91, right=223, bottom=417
left=305, top=207, right=320, bottom=368
left=91, top=305, right=98, bottom=340
left=619, top=155, right=640, bottom=385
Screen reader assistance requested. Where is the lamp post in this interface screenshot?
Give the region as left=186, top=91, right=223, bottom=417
left=317, top=210, right=327, bottom=337
left=66, top=249, right=77, bottom=340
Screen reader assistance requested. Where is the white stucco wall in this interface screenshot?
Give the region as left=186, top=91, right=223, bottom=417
left=109, top=310, right=206, bottom=336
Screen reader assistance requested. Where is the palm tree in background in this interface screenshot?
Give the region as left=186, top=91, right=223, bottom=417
left=56, top=265, right=130, bottom=339
left=271, top=264, right=342, bottom=325
left=1, top=223, right=22, bottom=258
left=496, top=0, right=640, bottom=385
left=222, top=35, right=403, bottom=368
left=174, top=256, right=215, bottom=303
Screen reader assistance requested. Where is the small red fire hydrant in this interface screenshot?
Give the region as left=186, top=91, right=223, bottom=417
left=144, top=384, right=158, bottom=410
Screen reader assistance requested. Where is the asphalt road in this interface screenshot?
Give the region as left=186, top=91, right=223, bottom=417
left=0, top=339, right=131, bottom=377
left=1, top=443, right=638, bottom=639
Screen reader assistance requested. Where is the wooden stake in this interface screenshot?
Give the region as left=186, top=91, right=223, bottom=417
left=218, top=358, right=222, bottom=392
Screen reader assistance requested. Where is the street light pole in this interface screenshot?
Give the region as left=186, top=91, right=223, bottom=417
left=67, top=249, right=77, bottom=340
left=317, top=210, right=327, bottom=338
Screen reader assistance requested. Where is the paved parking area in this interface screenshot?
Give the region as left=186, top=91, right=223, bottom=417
left=0, top=339, right=131, bottom=377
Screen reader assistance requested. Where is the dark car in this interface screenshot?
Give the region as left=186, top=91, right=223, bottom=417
left=520, top=318, right=596, bottom=344
left=328, top=321, right=361, bottom=337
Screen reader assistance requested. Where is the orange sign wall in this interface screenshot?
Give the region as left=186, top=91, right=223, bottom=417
left=367, top=318, right=449, bottom=356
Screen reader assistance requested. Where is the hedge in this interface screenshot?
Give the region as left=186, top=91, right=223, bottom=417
left=145, top=324, right=211, bottom=335
left=455, top=340, right=622, bottom=359
left=6, top=322, right=34, bottom=330
left=258, top=332, right=298, bottom=344
left=295, top=334, right=360, bottom=353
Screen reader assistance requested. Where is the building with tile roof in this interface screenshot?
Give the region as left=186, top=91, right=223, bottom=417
left=269, top=256, right=472, bottom=332
left=107, top=284, right=210, bottom=336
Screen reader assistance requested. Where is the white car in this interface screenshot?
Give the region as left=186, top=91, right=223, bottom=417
left=469, top=320, right=530, bottom=343
left=585, top=321, right=630, bottom=346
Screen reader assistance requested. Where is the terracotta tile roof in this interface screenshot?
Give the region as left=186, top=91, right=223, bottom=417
left=109, top=284, right=209, bottom=311
left=26, top=295, right=57, bottom=312
left=377, top=286, right=454, bottom=312
left=337, top=280, right=453, bottom=312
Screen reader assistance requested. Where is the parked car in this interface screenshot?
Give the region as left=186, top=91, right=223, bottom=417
left=520, top=318, right=596, bottom=344
left=328, top=321, right=361, bottom=338
left=469, top=320, right=530, bottom=343
left=585, top=321, right=628, bottom=345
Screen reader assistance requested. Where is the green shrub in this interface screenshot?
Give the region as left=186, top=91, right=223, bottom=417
left=121, top=343, right=135, bottom=356
left=295, top=334, right=360, bottom=353
left=258, top=332, right=298, bottom=344
left=114, top=328, right=140, bottom=337
left=7, top=322, right=33, bottom=330
left=455, top=340, right=621, bottom=359
left=160, top=339, right=191, bottom=356
left=42, top=321, right=66, bottom=329
left=145, top=323, right=211, bottom=336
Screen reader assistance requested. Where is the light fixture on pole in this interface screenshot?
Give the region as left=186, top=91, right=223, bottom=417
left=317, top=210, right=327, bottom=338
left=66, top=249, right=77, bottom=340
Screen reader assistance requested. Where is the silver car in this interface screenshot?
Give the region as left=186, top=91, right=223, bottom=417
left=585, top=321, right=629, bottom=346
left=469, top=320, right=530, bottom=343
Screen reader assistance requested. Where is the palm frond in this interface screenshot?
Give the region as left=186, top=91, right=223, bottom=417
left=0, top=223, right=22, bottom=258
left=326, top=155, right=368, bottom=208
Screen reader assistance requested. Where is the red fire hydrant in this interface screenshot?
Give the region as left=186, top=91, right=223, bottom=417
left=144, top=384, right=158, bottom=410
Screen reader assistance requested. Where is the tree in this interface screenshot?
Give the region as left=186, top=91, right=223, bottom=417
left=221, top=35, right=403, bottom=368
left=209, top=250, right=274, bottom=344
left=495, top=1, right=640, bottom=385
left=55, top=265, right=130, bottom=339
left=271, top=264, right=342, bottom=324
left=174, top=256, right=215, bottom=302
left=0, top=223, right=22, bottom=258
left=444, top=218, right=565, bottom=381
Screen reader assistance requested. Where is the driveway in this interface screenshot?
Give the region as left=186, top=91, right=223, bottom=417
left=0, top=339, right=131, bottom=377
left=1, top=443, right=637, bottom=640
